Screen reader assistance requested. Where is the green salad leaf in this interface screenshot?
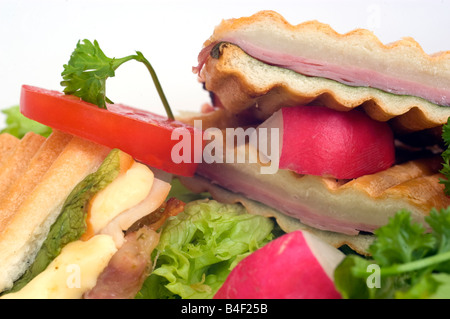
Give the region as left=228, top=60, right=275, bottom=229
left=166, top=178, right=211, bottom=203
left=1, top=105, right=52, bottom=138
left=334, top=206, right=450, bottom=299
left=136, top=200, right=276, bottom=299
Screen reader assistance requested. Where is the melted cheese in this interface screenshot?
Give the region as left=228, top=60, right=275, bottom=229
left=88, top=161, right=154, bottom=235
left=100, top=177, right=172, bottom=247
left=1, top=235, right=117, bottom=299
left=2, top=158, right=158, bottom=298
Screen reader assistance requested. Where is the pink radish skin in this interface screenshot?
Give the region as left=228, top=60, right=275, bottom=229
left=264, top=105, right=395, bottom=179
left=214, top=230, right=345, bottom=299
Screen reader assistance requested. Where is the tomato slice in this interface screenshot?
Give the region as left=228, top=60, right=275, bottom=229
left=20, top=85, right=202, bottom=176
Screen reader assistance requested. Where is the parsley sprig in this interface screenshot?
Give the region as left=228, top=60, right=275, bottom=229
left=334, top=115, right=450, bottom=299
left=334, top=207, right=450, bottom=299
left=60, top=39, right=174, bottom=119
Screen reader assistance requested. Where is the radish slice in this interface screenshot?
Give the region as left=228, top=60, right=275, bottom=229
left=258, top=105, right=395, bottom=179
left=214, top=230, right=345, bottom=299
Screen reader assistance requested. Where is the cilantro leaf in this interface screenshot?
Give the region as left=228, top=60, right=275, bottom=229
left=61, top=39, right=174, bottom=119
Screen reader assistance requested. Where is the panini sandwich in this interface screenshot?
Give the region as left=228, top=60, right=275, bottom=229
left=181, top=10, right=450, bottom=253
left=0, top=130, right=182, bottom=298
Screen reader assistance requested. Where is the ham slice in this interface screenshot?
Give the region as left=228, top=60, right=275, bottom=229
left=195, top=11, right=450, bottom=107
left=194, top=142, right=450, bottom=235
left=195, top=40, right=450, bottom=107
left=100, top=177, right=172, bottom=247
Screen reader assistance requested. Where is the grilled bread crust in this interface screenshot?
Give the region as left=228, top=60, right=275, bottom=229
left=185, top=142, right=450, bottom=236
left=199, top=42, right=450, bottom=133
left=0, top=132, right=110, bottom=292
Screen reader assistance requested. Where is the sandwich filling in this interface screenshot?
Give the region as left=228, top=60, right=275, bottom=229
left=195, top=11, right=450, bottom=107
left=187, top=11, right=450, bottom=239
left=1, top=147, right=180, bottom=299
left=197, top=40, right=450, bottom=107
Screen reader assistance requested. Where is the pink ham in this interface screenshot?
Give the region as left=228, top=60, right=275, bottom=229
left=196, top=162, right=368, bottom=235
left=195, top=41, right=450, bottom=107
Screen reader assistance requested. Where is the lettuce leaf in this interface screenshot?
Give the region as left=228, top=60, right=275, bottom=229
left=1, top=105, right=52, bottom=138
left=166, top=177, right=210, bottom=203
left=137, top=200, right=276, bottom=299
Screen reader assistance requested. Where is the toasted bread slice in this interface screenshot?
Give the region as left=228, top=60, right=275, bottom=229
left=199, top=42, right=450, bottom=133
left=0, top=133, right=19, bottom=167
left=179, top=174, right=375, bottom=255
left=0, top=134, right=110, bottom=292
left=203, top=11, right=450, bottom=86
left=189, top=142, right=450, bottom=236
left=0, top=132, right=46, bottom=201
left=0, top=130, right=73, bottom=227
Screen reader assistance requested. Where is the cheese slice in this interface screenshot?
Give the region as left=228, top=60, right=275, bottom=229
left=1, top=235, right=117, bottom=299
left=88, top=161, right=154, bottom=236
left=1, top=154, right=160, bottom=298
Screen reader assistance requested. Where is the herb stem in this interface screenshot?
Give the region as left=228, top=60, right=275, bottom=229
left=135, top=52, right=174, bottom=120
left=380, top=251, right=450, bottom=276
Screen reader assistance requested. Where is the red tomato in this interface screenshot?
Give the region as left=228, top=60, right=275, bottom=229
left=20, top=85, right=202, bottom=177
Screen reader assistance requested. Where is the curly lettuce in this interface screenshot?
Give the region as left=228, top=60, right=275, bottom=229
left=1, top=105, right=52, bottom=138
left=137, top=200, right=276, bottom=299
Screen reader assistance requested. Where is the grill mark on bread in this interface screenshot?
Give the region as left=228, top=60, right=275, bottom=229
left=0, top=132, right=46, bottom=202
left=0, top=133, right=110, bottom=292
left=0, top=134, right=19, bottom=167
left=0, top=130, right=73, bottom=228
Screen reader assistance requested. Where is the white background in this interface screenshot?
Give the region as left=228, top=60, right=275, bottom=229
left=1, top=0, right=449, bottom=127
